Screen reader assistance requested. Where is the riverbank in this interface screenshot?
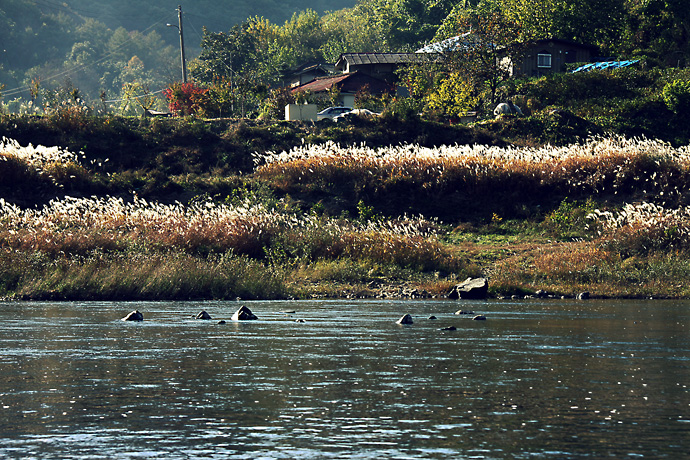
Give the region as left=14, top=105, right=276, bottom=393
left=3, top=116, right=690, bottom=301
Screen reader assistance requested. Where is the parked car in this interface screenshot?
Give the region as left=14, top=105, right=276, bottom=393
left=333, top=108, right=381, bottom=122
left=317, top=106, right=352, bottom=120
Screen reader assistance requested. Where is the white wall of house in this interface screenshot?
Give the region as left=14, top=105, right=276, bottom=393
left=285, top=104, right=318, bottom=121
left=341, top=94, right=356, bottom=108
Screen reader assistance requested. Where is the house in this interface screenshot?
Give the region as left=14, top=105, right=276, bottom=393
left=416, top=35, right=597, bottom=77
left=291, top=71, right=394, bottom=107
left=334, top=53, right=439, bottom=85
left=282, top=62, right=334, bottom=88
left=508, top=38, right=598, bottom=77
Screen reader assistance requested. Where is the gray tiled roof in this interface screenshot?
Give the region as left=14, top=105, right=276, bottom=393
left=339, top=53, right=438, bottom=65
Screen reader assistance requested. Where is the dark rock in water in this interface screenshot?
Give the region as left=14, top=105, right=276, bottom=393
left=396, top=314, right=414, bottom=325
left=472, top=315, right=487, bottom=321
left=455, top=310, right=474, bottom=315
left=217, top=320, right=226, bottom=325
left=440, top=326, right=457, bottom=331
left=232, top=305, right=258, bottom=321
left=535, top=289, right=548, bottom=298
left=428, top=315, right=437, bottom=320
left=448, top=277, right=489, bottom=300
left=122, top=310, right=143, bottom=322
left=195, top=310, right=212, bottom=320
left=295, top=319, right=306, bottom=323
left=577, top=291, right=590, bottom=300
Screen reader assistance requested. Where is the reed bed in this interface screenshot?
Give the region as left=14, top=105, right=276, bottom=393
left=588, top=202, right=690, bottom=255
left=0, top=248, right=287, bottom=300
left=255, top=136, right=690, bottom=201
left=0, top=195, right=460, bottom=270
left=1, top=136, right=91, bottom=189
left=5, top=134, right=690, bottom=299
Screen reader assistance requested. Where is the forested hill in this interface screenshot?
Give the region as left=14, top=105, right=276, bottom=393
left=0, top=0, right=356, bottom=50
left=38, top=0, right=357, bottom=44
left=0, top=0, right=355, bottom=108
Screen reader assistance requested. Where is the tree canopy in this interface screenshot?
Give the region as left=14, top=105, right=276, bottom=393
left=1, top=0, right=688, bottom=115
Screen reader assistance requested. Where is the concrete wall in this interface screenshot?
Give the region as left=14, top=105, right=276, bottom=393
left=285, top=104, right=318, bottom=121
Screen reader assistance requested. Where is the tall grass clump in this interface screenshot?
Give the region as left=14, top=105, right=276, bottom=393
left=254, top=136, right=690, bottom=220
left=0, top=137, right=92, bottom=196
left=490, top=201, right=690, bottom=298
left=0, top=191, right=469, bottom=299
left=1, top=249, right=287, bottom=301
left=588, top=202, right=690, bottom=256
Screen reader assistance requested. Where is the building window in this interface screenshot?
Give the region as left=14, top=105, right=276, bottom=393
left=537, top=52, right=552, bottom=68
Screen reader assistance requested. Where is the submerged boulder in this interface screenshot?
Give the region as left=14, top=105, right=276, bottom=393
left=232, top=305, right=258, bottom=321
left=121, top=310, right=143, bottom=322
left=473, top=315, right=487, bottom=321
left=396, top=314, right=414, bottom=325
left=448, top=277, right=488, bottom=300
left=195, top=310, right=212, bottom=320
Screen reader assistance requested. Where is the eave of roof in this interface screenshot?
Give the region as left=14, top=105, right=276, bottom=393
left=336, top=53, right=438, bottom=66
left=291, top=73, right=352, bottom=93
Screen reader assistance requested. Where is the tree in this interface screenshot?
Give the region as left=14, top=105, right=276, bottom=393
left=444, top=9, right=524, bottom=107
left=620, top=0, right=690, bottom=66
left=163, top=81, right=208, bottom=116
left=426, top=71, right=479, bottom=119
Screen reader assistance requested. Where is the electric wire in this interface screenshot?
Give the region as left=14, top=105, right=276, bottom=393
left=1, top=12, right=173, bottom=99
left=103, top=88, right=165, bottom=103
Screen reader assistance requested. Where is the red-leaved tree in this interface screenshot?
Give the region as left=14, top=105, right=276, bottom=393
left=163, top=82, right=208, bottom=116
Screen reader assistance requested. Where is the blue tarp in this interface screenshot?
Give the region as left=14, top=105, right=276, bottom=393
left=572, top=60, right=639, bottom=72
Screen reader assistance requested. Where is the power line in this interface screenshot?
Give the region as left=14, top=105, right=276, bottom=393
left=103, top=88, right=165, bottom=103
left=30, top=0, right=165, bottom=22
left=1, top=13, right=172, bottom=99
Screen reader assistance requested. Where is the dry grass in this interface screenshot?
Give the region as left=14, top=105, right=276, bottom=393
left=5, top=135, right=690, bottom=299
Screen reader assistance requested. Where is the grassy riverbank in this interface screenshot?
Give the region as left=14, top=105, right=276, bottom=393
left=3, top=110, right=690, bottom=301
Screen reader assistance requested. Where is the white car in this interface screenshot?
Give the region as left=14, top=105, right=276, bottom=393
left=317, top=106, right=352, bottom=120
left=333, top=108, right=381, bottom=122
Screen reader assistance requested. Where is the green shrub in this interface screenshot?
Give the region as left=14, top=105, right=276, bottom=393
left=662, top=79, right=690, bottom=113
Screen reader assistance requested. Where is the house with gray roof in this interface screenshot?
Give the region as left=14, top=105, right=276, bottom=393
left=334, top=53, right=439, bottom=85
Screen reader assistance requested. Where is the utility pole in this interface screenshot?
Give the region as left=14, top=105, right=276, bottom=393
left=167, top=5, right=187, bottom=83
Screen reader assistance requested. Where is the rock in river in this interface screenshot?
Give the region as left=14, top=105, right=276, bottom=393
left=447, top=277, right=488, bottom=300
left=122, top=310, right=143, bottom=322
left=232, top=305, right=258, bottom=321
left=195, top=310, right=212, bottom=320
left=396, top=314, right=414, bottom=325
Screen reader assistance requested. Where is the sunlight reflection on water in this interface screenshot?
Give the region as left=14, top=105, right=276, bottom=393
left=0, top=299, right=688, bottom=459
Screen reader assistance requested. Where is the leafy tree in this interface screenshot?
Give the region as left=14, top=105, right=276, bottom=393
left=259, top=86, right=296, bottom=119
left=426, top=71, right=479, bottom=119
left=163, top=81, right=208, bottom=116
left=620, top=0, right=690, bottom=66
left=444, top=9, right=524, bottom=107
left=396, top=60, right=445, bottom=113
left=193, top=22, right=264, bottom=84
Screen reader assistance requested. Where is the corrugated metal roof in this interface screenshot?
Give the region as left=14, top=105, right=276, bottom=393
left=339, top=53, right=437, bottom=65
left=416, top=33, right=474, bottom=53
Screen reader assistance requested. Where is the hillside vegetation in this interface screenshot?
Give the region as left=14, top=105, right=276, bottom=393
left=2, top=0, right=690, bottom=301
left=3, top=65, right=690, bottom=301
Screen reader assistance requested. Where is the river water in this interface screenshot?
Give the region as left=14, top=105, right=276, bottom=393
left=0, top=299, right=688, bottom=459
